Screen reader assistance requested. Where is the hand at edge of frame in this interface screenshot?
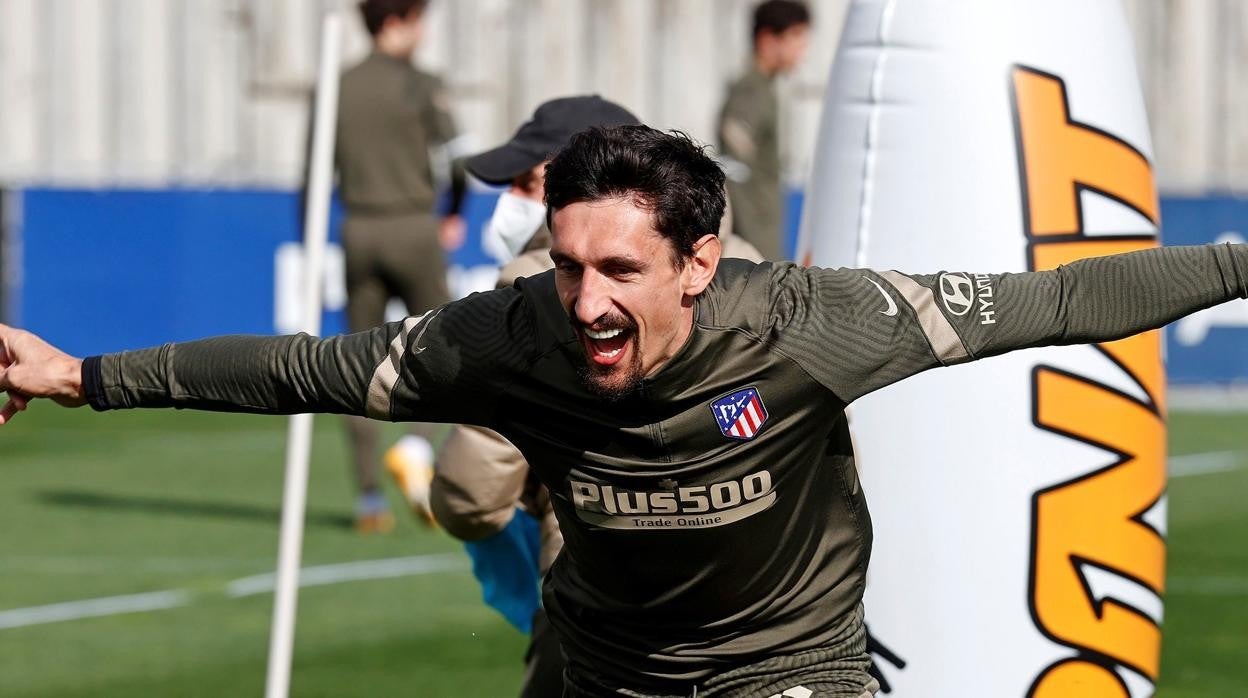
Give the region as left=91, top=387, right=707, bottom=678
left=0, top=323, right=86, bottom=425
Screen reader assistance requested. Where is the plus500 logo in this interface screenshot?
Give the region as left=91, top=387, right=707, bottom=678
left=569, top=471, right=777, bottom=530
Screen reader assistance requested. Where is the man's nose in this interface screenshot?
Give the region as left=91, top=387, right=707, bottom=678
left=574, top=270, right=613, bottom=326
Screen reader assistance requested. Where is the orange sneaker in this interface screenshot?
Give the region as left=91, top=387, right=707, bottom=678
left=384, top=436, right=437, bottom=527
left=354, top=509, right=396, bottom=535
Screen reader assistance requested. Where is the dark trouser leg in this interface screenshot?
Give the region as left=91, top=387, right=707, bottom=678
left=381, top=212, right=450, bottom=448
left=344, top=415, right=380, bottom=493
left=341, top=218, right=388, bottom=496
left=521, top=608, right=566, bottom=698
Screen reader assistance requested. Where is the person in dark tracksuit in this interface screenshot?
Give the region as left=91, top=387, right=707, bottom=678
left=9, top=126, right=1248, bottom=696
left=435, top=95, right=642, bottom=698
left=718, top=0, right=811, bottom=261
left=332, top=0, right=468, bottom=532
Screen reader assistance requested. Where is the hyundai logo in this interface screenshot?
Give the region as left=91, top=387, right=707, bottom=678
left=939, top=273, right=975, bottom=316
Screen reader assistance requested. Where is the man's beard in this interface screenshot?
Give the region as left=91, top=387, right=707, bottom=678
left=574, top=312, right=643, bottom=402
left=577, top=336, right=644, bottom=402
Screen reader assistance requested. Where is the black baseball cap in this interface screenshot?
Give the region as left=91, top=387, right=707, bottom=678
left=467, top=95, right=640, bottom=185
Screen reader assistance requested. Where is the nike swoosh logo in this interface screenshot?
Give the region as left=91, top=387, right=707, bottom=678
left=410, top=307, right=443, bottom=354
left=864, top=276, right=899, bottom=317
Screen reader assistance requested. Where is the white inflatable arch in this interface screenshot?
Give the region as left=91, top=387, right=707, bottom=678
left=797, top=2, right=1164, bottom=696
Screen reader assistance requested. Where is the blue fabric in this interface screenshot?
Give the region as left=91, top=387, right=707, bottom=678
left=464, top=508, right=542, bottom=633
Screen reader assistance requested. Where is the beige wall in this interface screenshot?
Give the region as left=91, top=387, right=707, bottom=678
left=0, top=0, right=1240, bottom=192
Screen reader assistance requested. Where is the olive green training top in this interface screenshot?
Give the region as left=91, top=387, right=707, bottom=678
left=719, top=66, right=783, bottom=260
left=82, top=244, right=1248, bottom=694
left=334, top=51, right=458, bottom=215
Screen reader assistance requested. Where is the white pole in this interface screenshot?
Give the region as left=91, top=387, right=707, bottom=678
left=264, top=11, right=342, bottom=698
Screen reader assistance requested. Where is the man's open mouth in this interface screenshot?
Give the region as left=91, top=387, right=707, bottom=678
left=582, top=326, right=633, bottom=366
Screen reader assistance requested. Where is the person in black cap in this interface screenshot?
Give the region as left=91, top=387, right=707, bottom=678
left=430, top=96, right=764, bottom=698
left=469, top=95, right=641, bottom=268
left=431, top=95, right=640, bottom=698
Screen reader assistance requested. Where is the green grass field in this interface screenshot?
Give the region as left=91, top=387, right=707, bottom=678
left=1, top=406, right=1244, bottom=696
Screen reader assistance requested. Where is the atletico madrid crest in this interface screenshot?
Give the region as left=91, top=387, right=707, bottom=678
left=711, top=387, right=769, bottom=441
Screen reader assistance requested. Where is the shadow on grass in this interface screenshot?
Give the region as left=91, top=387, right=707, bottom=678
left=37, top=489, right=355, bottom=530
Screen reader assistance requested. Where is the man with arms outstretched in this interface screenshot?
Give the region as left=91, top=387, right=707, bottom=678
left=3, top=126, right=1246, bottom=697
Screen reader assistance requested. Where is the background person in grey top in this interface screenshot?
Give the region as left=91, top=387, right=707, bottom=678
left=331, top=0, right=468, bottom=532
left=5, top=126, right=1248, bottom=697
left=718, top=0, right=811, bottom=261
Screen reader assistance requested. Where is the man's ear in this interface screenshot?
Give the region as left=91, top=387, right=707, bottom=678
left=681, top=234, right=722, bottom=296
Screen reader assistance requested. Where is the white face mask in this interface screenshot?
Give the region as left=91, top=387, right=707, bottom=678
left=482, top=192, right=547, bottom=264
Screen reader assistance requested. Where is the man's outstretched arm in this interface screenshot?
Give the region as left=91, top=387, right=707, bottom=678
left=0, top=286, right=534, bottom=426
left=961, top=243, right=1247, bottom=357
left=0, top=323, right=400, bottom=425
left=83, top=330, right=389, bottom=417
left=771, top=243, right=1248, bottom=402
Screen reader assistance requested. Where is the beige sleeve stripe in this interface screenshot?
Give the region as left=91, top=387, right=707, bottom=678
left=365, top=313, right=427, bottom=420
left=878, top=270, right=970, bottom=364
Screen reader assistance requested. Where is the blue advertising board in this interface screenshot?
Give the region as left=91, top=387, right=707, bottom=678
left=8, top=188, right=502, bottom=358
left=1161, top=196, right=1248, bottom=386
left=15, top=189, right=315, bottom=356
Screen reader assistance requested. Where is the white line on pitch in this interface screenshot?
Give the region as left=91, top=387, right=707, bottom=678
left=225, top=553, right=467, bottom=598
left=1168, top=451, right=1243, bottom=478
left=0, top=553, right=469, bottom=630
left=0, top=554, right=273, bottom=575
left=1167, top=576, right=1248, bottom=596
left=0, top=590, right=192, bottom=630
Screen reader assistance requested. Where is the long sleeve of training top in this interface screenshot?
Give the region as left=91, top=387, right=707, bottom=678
left=769, top=242, right=1248, bottom=402
left=81, top=282, right=541, bottom=427
left=82, top=243, right=1248, bottom=416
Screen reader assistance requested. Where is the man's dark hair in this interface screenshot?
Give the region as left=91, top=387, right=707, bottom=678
left=544, top=125, right=727, bottom=264
left=753, top=0, right=811, bottom=40
left=358, top=0, right=429, bottom=36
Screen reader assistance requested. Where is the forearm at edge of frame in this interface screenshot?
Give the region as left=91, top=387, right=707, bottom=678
left=977, top=242, right=1248, bottom=357
left=83, top=327, right=395, bottom=416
